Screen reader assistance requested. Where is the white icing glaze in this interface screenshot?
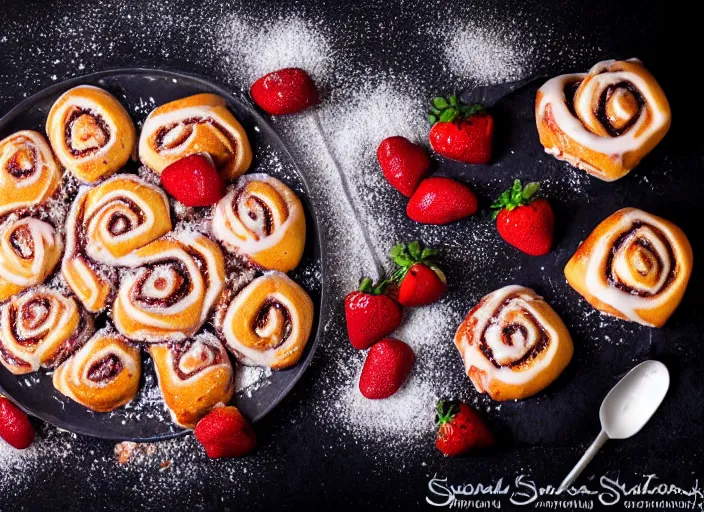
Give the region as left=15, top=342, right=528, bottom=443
left=139, top=105, right=239, bottom=157
left=0, top=288, right=77, bottom=372
left=0, top=217, right=62, bottom=286
left=453, top=285, right=562, bottom=388
left=0, top=130, right=60, bottom=215
left=537, top=59, right=669, bottom=159
left=212, top=173, right=303, bottom=259
left=222, top=273, right=305, bottom=368
left=47, top=86, right=119, bottom=164
left=582, top=209, right=686, bottom=326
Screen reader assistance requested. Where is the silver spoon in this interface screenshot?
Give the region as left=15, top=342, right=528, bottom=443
left=557, top=360, right=670, bottom=494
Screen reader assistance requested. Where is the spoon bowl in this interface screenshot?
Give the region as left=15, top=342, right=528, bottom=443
left=600, top=360, right=670, bottom=439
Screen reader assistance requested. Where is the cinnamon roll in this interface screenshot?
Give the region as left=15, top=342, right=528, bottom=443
left=536, top=59, right=671, bottom=181
left=0, top=287, right=93, bottom=375
left=149, top=333, right=234, bottom=428
left=565, top=208, right=693, bottom=327
left=212, top=174, right=306, bottom=272
left=113, top=231, right=226, bottom=343
left=454, top=285, right=573, bottom=401
left=62, top=174, right=172, bottom=312
left=53, top=329, right=141, bottom=412
left=0, top=217, right=63, bottom=302
left=138, top=93, right=252, bottom=181
left=218, top=272, right=314, bottom=369
left=0, top=130, right=61, bottom=216
left=46, top=85, right=136, bottom=183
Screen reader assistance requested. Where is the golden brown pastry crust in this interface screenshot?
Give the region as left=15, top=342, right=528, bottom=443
left=46, top=85, right=136, bottom=183
left=454, top=285, right=573, bottom=401
left=149, top=333, right=234, bottom=428
left=0, top=130, right=61, bottom=216
left=53, top=330, right=141, bottom=412
left=138, top=93, right=252, bottom=181
left=564, top=208, right=692, bottom=327
left=536, top=59, right=671, bottom=181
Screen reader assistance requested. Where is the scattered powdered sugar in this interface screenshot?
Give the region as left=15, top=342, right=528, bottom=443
left=441, top=21, right=535, bottom=84
left=217, top=14, right=333, bottom=85
left=235, top=366, right=272, bottom=397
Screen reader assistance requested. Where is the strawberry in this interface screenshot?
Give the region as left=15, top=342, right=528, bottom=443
left=194, top=406, right=256, bottom=458
left=359, top=338, right=415, bottom=399
left=160, top=154, right=225, bottom=207
left=250, top=68, right=319, bottom=115
left=0, top=396, right=35, bottom=450
left=407, top=177, right=478, bottom=224
left=435, top=400, right=494, bottom=457
left=491, top=180, right=554, bottom=256
left=388, top=241, right=446, bottom=307
left=377, top=136, right=431, bottom=197
left=345, top=277, right=403, bottom=350
left=428, top=94, right=493, bottom=165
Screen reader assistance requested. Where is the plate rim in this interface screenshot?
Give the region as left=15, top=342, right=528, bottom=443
left=0, top=67, right=328, bottom=441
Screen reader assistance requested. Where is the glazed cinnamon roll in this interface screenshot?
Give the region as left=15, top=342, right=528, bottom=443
left=138, top=93, right=252, bottom=181
left=565, top=208, right=692, bottom=327
left=53, top=329, right=141, bottom=412
left=0, top=130, right=61, bottom=216
left=46, top=85, right=136, bottom=183
left=218, top=272, right=314, bottom=369
left=212, top=174, right=306, bottom=272
left=62, top=174, right=172, bottom=312
left=0, top=287, right=93, bottom=375
left=454, top=285, right=573, bottom=401
left=149, top=333, right=234, bottom=428
left=0, top=217, right=63, bottom=302
left=112, top=231, right=226, bottom=343
left=536, top=59, right=671, bottom=181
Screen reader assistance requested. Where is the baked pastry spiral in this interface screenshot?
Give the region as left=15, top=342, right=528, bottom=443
left=46, top=85, right=136, bottom=183
left=536, top=59, right=671, bottom=181
left=0, top=130, right=61, bottom=216
left=212, top=174, right=306, bottom=272
left=113, top=231, right=226, bottom=343
left=149, top=333, right=234, bottom=428
left=218, top=272, right=314, bottom=369
left=0, top=287, right=93, bottom=375
left=53, top=329, right=141, bottom=412
left=138, top=93, right=252, bottom=181
left=565, top=208, right=692, bottom=327
left=454, top=285, right=573, bottom=401
left=0, top=217, right=63, bottom=302
left=62, top=174, right=172, bottom=312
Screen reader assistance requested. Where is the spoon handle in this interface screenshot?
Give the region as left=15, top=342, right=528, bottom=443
left=557, top=430, right=609, bottom=494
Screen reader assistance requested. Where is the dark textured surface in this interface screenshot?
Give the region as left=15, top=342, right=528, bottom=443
left=0, top=1, right=700, bottom=511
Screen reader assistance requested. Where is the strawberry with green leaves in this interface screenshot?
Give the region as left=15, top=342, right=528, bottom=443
left=387, top=241, right=447, bottom=307
left=491, top=180, right=554, bottom=256
left=435, top=400, right=494, bottom=457
left=344, top=277, right=403, bottom=350
left=428, top=94, right=493, bottom=165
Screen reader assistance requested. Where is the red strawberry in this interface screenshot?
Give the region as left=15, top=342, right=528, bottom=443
left=194, top=406, right=256, bottom=458
left=491, top=180, right=554, bottom=256
left=428, top=95, right=493, bottom=164
left=359, top=338, right=415, bottom=399
left=250, top=68, right=319, bottom=115
left=345, top=277, right=403, bottom=350
left=0, top=396, right=35, bottom=450
left=377, top=136, right=430, bottom=197
left=407, top=177, right=478, bottom=225
left=161, top=154, right=225, bottom=207
left=435, top=400, right=494, bottom=457
left=388, top=241, right=446, bottom=307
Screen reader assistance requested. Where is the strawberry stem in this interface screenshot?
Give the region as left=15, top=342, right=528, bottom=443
left=436, top=400, right=459, bottom=426
left=490, top=179, right=541, bottom=220
left=428, top=94, right=484, bottom=126
left=388, top=241, right=440, bottom=283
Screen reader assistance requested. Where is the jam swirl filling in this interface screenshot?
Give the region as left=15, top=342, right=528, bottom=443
left=87, top=354, right=124, bottom=382
left=250, top=299, right=292, bottom=350
left=64, top=107, right=111, bottom=157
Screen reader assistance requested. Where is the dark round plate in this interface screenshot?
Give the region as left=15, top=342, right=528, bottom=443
left=0, top=69, right=326, bottom=441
